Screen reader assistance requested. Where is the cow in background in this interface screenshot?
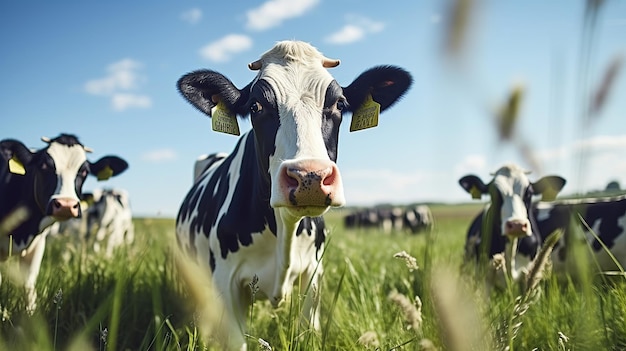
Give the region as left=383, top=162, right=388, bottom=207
left=175, top=40, right=412, bottom=350
left=403, top=204, right=434, bottom=234
left=459, top=164, right=566, bottom=283
left=83, top=188, right=134, bottom=257
left=534, top=195, right=626, bottom=276
left=0, top=134, right=128, bottom=311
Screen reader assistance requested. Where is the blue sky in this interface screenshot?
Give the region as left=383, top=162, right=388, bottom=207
left=1, top=0, right=625, bottom=217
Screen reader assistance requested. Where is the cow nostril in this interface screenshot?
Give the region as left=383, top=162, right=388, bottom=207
left=284, top=168, right=300, bottom=188
left=322, top=168, right=335, bottom=186
left=53, top=199, right=62, bottom=209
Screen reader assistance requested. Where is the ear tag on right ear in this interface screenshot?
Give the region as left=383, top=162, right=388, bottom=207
left=541, top=189, right=557, bottom=202
left=470, top=185, right=482, bottom=199
left=9, top=156, right=26, bottom=175
left=97, top=165, right=114, bottom=181
left=350, top=94, right=380, bottom=132
left=212, top=101, right=240, bottom=136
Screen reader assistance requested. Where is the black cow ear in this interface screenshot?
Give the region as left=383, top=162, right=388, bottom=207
left=1, top=139, right=34, bottom=175
left=459, top=175, right=487, bottom=199
left=177, top=70, right=249, bottom=117
left=89, top=156, right=129, bottom=181
left=343, top=65, right=413, bottom=112
left=533, top=176, right=566, bottom=201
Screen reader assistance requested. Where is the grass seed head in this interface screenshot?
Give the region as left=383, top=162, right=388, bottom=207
left=388, top=290, right=423, bottom=332
left=357, top=330, right=380, bottom=349
left=394, top=250, right=419, bottom=272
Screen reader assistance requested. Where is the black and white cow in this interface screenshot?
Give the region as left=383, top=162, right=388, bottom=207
left=459, top=164, right=566, bottom=281
left=534, top=195, right=626, bottom=275
left=84, top=188, right=134, bottom=257
left=175, top=40, right=412, bottom=350
left=403, top=204, right=434, bottom=234
left=0, top=134, right=128, bottom=310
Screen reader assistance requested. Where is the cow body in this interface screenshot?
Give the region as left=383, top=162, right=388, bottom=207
left=534, top=195, right=626, bottom=274
left=85, top=188, right=134, bottom=257
left=459, top=164, right=566, bottom=282
left=175, top=40, right=412, bottom=350
left=0, top=134, right=128, bottom=310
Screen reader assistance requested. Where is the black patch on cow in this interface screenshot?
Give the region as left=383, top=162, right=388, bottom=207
left=578, top=199, right=626, bottom=250
left=322, top=81, right=344, bottom=162
left=249, top=79, right=278, bottom=187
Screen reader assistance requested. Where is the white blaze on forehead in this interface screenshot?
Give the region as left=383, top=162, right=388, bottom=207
left=46, top=142, right=88, bottom=200
left=255, top=41, right=336, bottom=163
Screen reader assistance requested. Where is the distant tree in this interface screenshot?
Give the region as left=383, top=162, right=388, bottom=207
left=606, top=180, right=621, bottom=192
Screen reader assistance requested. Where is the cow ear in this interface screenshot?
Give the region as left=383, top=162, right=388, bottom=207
left=533, top=176, right=566, bottom=201
left=177, top=70, right=249, bottom=117
left=89, top=156, right=129, bottom=181
left=1, top=139, right=34, bottom=175
left=343, top=65, right=413, bottom=113
left=459, top=175, right=487, bottom=199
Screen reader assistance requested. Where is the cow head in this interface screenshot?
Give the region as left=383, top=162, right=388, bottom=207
left=178, top=41, right=412, bottom=217
left=1, top=134, right=128, bottom=221
left=459, top=164, right=566, bottom=238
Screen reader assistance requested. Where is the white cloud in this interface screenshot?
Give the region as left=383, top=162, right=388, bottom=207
left=85, top=59, right=143, bottom=96
left=246, top=0, right=319, bottom=31
left=85, top=59, right=151, bottom=111
left=325, top=25, right=365, bottom=45
left=325, top=15, right=385, bottom=45
left=142, top=148, right=177, bottom=162
left=454, top=154, right=487, bottom=175
left=199, top=34, right=253, bottom=62
left=112, top=93, right=152, bottom=111
left=536, top=134, right=626, bottom=162
left=181, top=8, right=202, bottom=24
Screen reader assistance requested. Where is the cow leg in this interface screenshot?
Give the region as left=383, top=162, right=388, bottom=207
left=19, top=233, right=48, bottom=313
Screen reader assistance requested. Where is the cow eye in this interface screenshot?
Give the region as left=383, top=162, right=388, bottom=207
left=336, top=100, right=346, bottom=111
left=250, top=101, right=263, bottom=115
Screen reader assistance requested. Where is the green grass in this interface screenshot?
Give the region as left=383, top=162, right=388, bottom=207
left=1, top=204, right=626, bottom=350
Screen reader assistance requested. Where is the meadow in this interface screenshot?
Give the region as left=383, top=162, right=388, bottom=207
left=1, top=202, right=625, bottom=351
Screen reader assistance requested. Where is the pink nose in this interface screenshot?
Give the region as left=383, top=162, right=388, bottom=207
left=504, top=219, right=530, bottom=237
left=280, top=160, right=341, bottom=207
left=50, top=198, right=81, bottom=220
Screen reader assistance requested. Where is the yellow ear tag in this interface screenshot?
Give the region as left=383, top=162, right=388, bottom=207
left=8, top=156, right=26, bottom=175
left=97, top=165, right=114, bottom=181
left=541, top=188, right=557, bottom=202
left=470, top=185, right=482, bottom=199
left=350, top=94, right=380, bottom=132
left=212, top=101, right=240, bottom=136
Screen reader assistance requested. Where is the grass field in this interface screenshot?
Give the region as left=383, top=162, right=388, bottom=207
left=1, top=203, right=626, bottom=350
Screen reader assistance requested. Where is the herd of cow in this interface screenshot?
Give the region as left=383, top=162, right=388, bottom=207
left=343, top=205, right=434, bottom=234
left=1, top=41, right=625, bottom=350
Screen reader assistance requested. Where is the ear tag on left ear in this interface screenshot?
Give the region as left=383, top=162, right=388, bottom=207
left=470, top=185, right=482, bottom=199
left=212, top=101, right=240, bottom=136
left=97, top=165, right=114, bottom=181
left=541, top=189, right=557, bottom=202
left=350, top=94, right=380, bottom=132
left=9, top=156, right=26, bottom=175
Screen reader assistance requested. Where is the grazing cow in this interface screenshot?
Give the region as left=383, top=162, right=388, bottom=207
left=0, top=134, right=128, bottom=311
left=534, top=195, right=626, bottom=275
left=459, top=164, right=566, bottom=281
left=175, top=40, right=412, bottom=350
left=403, top=204, right=434, bottom=234
left=83, top=188, right=134, bottom=257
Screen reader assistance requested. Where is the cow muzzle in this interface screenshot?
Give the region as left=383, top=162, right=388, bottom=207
left=503, top=218, right=531, bottom=238
left=272, top=159, right=345, bottom=211
left=47, top=197, right=81, bottom=220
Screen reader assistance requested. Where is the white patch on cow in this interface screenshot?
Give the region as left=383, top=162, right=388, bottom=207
left=46, top=142, right=87, bottom=202
left=534, top=202, right=554, bottom=221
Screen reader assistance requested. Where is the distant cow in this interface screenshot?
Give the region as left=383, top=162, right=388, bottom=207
left=459, top=164, right=566, bottom=281
left=175, top=40, right=412, bottom=350
left=534, top=195, right=626, bottom=275
left=84, top=188, right=134, bottom=257
left=403, top=204, right=434, bottom=234
left=0, top=134, right=128, bottom=311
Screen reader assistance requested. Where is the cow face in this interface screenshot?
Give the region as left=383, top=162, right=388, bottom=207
left=1, top=134, right=128, bottom=221
left=459, top=164, right=566, bottom=238
left=178, top=41, right=412, bottom=218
